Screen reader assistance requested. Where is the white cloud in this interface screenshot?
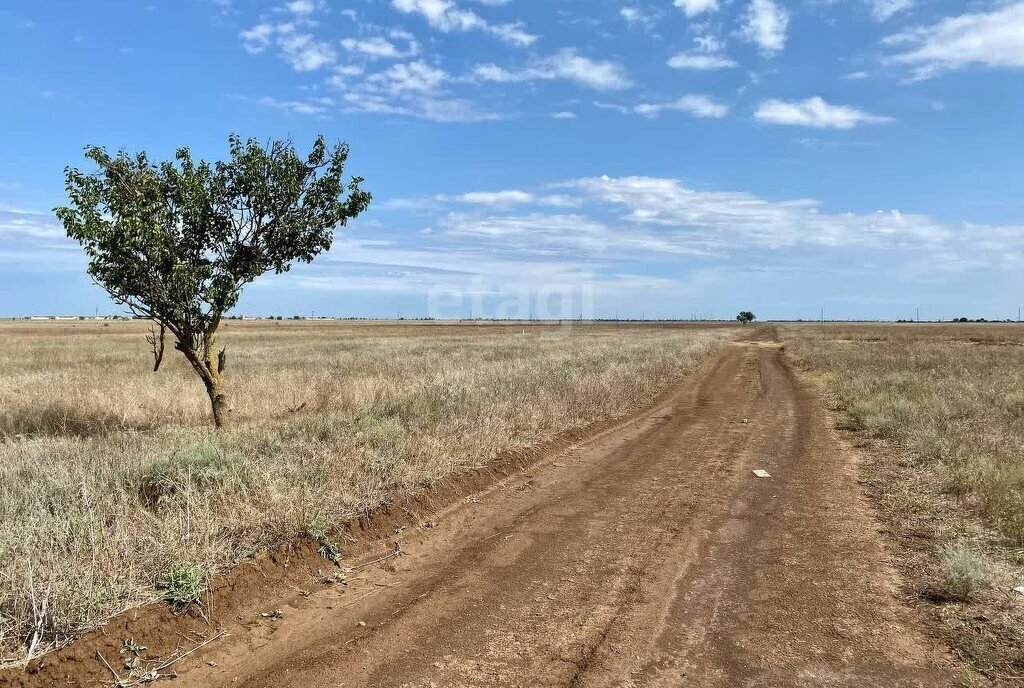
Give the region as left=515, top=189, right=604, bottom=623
left=342, top=92, right=500, bottom=121
left=333, top=64, right=366, bottom=78
left=256, top=95, right=334, bottom=115
left=885, top=3, right=1024, bottom=79
left=438, top=190, right=584, bottom=207
left=338, top=60, right=501, bottom=122
left=620, top=7, right=658, bottom=30
left=620, top=7, right=642, bottom=23
left=634, top=94, right=729, bottom=118
left=241, top=23, right=274, bottom=53
left=667, top=52, right=737, bottom=70
left=341, top=36, right=419, bottom=59
left=545, top=50, right=632, bottom=90
left=0, top=207, right=86, bottom=271
left=596, top=94, right=728, bottom=118
left=321, top=177, right=1024, bottom=304
left=391, top=0, right=537, bottom=46
left=559, top=175, right=957, bottom=251
left=671, top=34, right=737, bottom=69
left=381, top=175, right=1024, bottom=278
left=473, top=49, right=632, bottom=90
left=740, top=0, right=788, bottom=54
left=869, top=0, right=912, bottom=22
left=367, top=60, right=447, bottom=94
left=488, top=23, right=536, bottom=46
left=277, top=28, right=337, bottom=71
left=552, top=111, right=577, bottom=119
left=285, top=0, right=317, bottom=15
left=453, top=190, right=536, bottom=205
left=754, top=97, right=893, bottom=129
left=673, top=0, right=718, bottom=17
left=538, top=194, right=582, bottom=207
left=0, top=207, right=65, bottom=240
left=239, top=4, right=337, bottom=72
left=440, top=210, right=706, bottom=260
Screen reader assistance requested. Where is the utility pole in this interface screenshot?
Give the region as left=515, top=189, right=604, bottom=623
left=916, top=307, right=920, bottom=323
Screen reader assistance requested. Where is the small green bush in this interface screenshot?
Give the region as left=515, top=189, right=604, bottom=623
left=305, top=522, right=330, bottom=542
left=939, top=541, right=987, bottom=601
left=157, top=562, right=207, bottom=609
left=136, top=441, right=250, bottom=507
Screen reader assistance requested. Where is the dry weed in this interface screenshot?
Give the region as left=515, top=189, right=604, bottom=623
left=0, top=320, right=732, bottom=660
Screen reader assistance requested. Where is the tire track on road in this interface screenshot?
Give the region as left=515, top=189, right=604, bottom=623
left=169, top=334, right=953, bottom=688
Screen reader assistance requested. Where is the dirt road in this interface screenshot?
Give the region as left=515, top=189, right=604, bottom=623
left=163, top=337, right=949, bottom=686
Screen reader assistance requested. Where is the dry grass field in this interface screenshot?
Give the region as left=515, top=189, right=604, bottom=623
left=783, top=323, right=1024, bottom=678
left=0, top=320, right=733, bottom=662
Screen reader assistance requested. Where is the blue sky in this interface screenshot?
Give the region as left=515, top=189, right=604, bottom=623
left=1, top=0, right=1023, bottom=320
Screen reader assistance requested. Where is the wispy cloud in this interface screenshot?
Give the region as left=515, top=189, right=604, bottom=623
left=370, top=175, right=1024, bottom=293
left=620, top=6, right=659, bottom=31
left=885, top=3, right=1024, bottom=79
left=341, top=35, right=419, bottom=60
left=869, top=0, right=913, bottom=22
left=437, top=190, right=583, bottom=207
left=673, top=0, right=718, bottom=17
left=740, top=0, right=788, bottom=54
left=0, top=207, right=65, bottom=240
left=668, top=34, right=736, bottom=70
left=634, top=95, right=729, bottom=118
left=337, top=60, right=502, bottom=122
left=667, top=52, right=736, bottom=70
left=254, top=95, right=335, bottom=115
left=754, top=97, right=893, bottom=129
left=450, top=190, right=536, bottom=205
left=239, top=3, right=337, bottom=72
left=595, top=94, right=728, bottom=119
left=391, top=0, right=537, bottom=46
left=473, top=49, right=633, bottom=90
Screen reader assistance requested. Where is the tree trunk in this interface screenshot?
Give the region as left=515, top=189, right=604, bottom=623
left=203, top=340, right=229, bottom=430
left=175, top=324, right=229, bottom=430
left=147, top=323, right=166, bottom=372
left=206, top=380, right=229, bottom=430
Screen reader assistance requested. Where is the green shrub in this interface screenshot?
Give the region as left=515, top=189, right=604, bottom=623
left=136, top=441, right=250, bottom=507
left=939, top=541, right=987, bottom=601
left=157, top=562, right=207, bottom=609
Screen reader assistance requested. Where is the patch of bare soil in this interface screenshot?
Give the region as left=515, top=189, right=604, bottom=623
left=2, top=331, right=958, bottom=687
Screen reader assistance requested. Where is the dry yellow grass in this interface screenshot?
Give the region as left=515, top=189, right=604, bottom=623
left=782, top=323, right=1024, bottom=678
left=0, top=320, right=733, bottom=661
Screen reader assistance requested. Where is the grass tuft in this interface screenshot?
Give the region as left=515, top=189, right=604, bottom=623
left=938, top=541, right=987, bottom=601
left=157, top=563, right=207, bottom=609
left=135, top=441, right=251, bottom=508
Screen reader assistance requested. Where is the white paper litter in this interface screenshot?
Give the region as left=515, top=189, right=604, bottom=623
left=752, top=469, right=772, bottom=478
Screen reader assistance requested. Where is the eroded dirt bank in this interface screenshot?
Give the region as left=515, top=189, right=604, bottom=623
left=5, top=334, right=955, bottom=687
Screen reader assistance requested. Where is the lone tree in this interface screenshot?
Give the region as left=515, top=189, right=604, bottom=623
left=56, top=135, right=371, bottom=428
left=736, top=311, right=756, bottom=324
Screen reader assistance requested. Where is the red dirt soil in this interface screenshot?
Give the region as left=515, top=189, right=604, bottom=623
left=3, top=332, right=956, bottom=687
